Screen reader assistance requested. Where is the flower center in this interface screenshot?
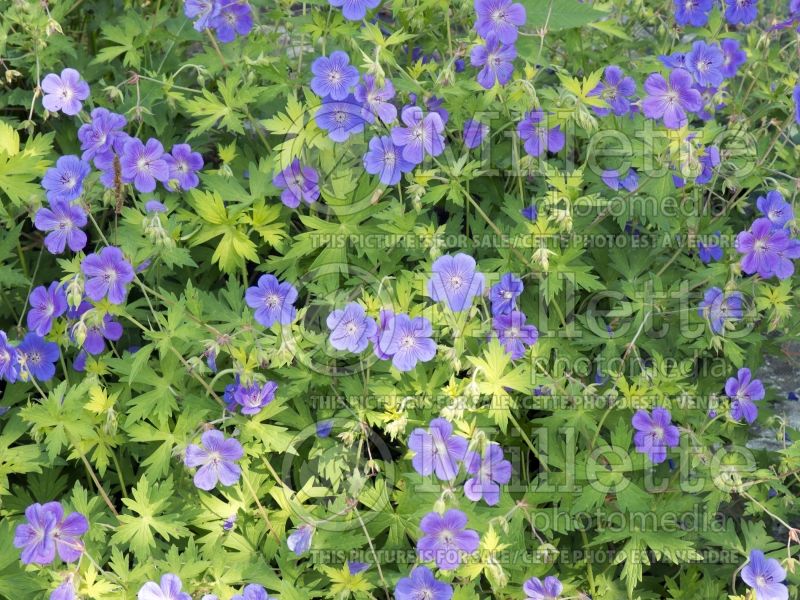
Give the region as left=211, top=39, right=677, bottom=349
left=491, top=8, right=506, bottom=23
left=502, top=290, right=513, bottom=299
left=449, top=275, right=463, bottom=289
left=265, top=293, right=280, bottom=307
left=345, top=322, right=358, bottom=335
left=137, top=157, right=151, bottom=173
left=333, top=110, right=347, bottom=124
left=400, top=335, right=415, bottom=349
left=103, top=268, right=118, bottom=283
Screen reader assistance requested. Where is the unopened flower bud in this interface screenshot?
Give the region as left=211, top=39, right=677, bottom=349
left=67, top=276, right=84, bottom=308
left=45, top=18, right=63, bottom=36
left=72, top=321, right=87, bottom=348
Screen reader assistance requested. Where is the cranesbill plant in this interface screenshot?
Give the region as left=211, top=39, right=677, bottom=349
left=0, top=0, right=798, bottom=599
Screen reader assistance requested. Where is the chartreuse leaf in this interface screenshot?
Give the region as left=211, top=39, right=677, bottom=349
left=80, top=564, right=119, bottom=598
left=112, top=475, right=190, bottom=559
left=0, top=120, right=53, bottom=207
left=182, top=75, right=262, bottom=140
left=18, top=380, right=95, bottom=460
left=187, top=189, right=262, bottom=274
left=467, top=340, right=532, bottom=432
left=0, top=416, right=45, bottom=496
left=318, top=563, right=375, bottom=599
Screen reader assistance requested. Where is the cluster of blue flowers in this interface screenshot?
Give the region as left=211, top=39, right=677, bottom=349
left=0, top=68, right=211, bottom=392
left=9, top=0, right=800, bottom=597
left=305, top=49, right=449, bottom=187
left=628, top=8, right=792, bottom=599
left=35, top=71, right=202, bottom=263
left=470, top=0, right=526, bottom=89
left=171, top=272, right=302, bottom=497
left=489, top=273, right=538, bottom=359
left=580, top=37, right=743, bottom=190
left=325, top=302, right=437, bottom=372
left=736, top=190, right=800, bottom=280
left=0, top=244, right=140, bottom=382
left=652, top=37, right=746, bottom=127
left=307, top=252, right=547, bottom=596
left=400, top=419, right=510, bottom=597
left=136, top=573, right=274, bottom=600
left=0, top=265, right=132, bottom=386
left=645, top=44, right=729, bottom=129
left=398, top=417, right=566, bottom=598
left=7, top=65, right=238, bottom=598
left=183, top=0, right=254, bottom=43
left=674, top=0, right=758, bottom=27
left=322, top=253, right=544, bottom=372
left=79, top=108, right=203, bottom=194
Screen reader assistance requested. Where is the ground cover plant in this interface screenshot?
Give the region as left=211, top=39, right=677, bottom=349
left=0, top=0, right=800, bottom=598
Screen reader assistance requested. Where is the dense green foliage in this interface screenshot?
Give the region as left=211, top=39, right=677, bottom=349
left=0, top=0, right=799, bottom=599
